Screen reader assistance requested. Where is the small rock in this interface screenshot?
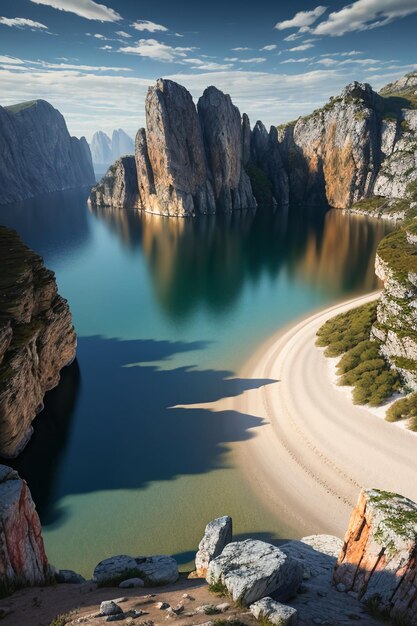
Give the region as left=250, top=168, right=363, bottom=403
left=100, top=601, right=123, bottom=616
left=119, top=577, right=145, bottom=588
left=317, top=590, right=327, bottom=597
left=155, top=602, right=170, bottom=610
left=182, top=593, right=194, bottom=600
left=250, top=597, right=297, bottom=625
left=337, top=583, right=346, bottom=592
left=171, top=604, right=184, bottom=615
left=56, top=569, right=86, bottom=584
left=106, top=616, right=125, bottom=623
left=216, top=603, right=230, bottom=612
left=112, top=597, right=128, bottom=603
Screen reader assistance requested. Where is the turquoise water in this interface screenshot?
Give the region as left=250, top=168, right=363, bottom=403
left=0, top=188, right=392, bottom=577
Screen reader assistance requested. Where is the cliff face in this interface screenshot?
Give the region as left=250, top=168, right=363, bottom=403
left=90, top=128, right=134, bottom=169
left=0, top=100, right=95, bottom=205
left=334, top=489, right=417, bottom=623
left=0, top=226, right=76, bottom=457
left=89, top=79, right=257, bottom=216
left=0, top=465, right=50, bottom=594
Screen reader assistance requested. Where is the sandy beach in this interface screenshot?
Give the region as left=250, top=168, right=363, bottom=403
left=231, top=291, right=417, bottom=540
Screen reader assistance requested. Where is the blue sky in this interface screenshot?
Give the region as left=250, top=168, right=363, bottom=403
left=1, top=0, right=417, bottom=140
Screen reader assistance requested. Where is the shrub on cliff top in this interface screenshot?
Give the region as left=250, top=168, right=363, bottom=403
left=386, top=391, right=417, bottom=428
left=316, top=301, right=377, bottom=357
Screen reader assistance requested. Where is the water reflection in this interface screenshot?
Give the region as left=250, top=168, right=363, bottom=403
left=90, top=206, right=392, bottom=319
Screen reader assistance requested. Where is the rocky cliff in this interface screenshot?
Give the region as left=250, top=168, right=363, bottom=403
left=0, top=226, right=77, bottom=457
left=0, top=465, right=51, bottom=595
left=89, top=79, right=259, bottom=216
left=90, top=128, right=134, bottom=170
left=0, top=100, right=95, bottom=205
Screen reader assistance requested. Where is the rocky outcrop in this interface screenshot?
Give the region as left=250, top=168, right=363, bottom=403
left=0, top=226, right=76, bottom=457
left=206, top=539, right=303, bottom=606
left=93, top=554, right=179, bottom=586
left=371, top=222, right=417, bottom=390
left=278, top=82, right=381, bottom=209
left=195, top=515, right=232, bottom=577
left=250, top=120, right=289, bottom=209
left=198, top=86, right=256, bottom=212
left=89, top=157, right=140, bottom=210
left=89, top=79, right=259, bottom=216
left=334, top=488, right=417, bottom=623
left=0, top=100, right=95, bottom=205
left=0, top=465, right=51, bottom=594
left=90, top=128, right=134, bottom=170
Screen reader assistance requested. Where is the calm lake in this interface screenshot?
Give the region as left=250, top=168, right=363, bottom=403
left=0, top=188, right=392, bottom=577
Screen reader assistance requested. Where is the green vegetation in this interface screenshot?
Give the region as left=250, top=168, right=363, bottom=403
left=317, top=302, right=402, bottom=406
left=48, top=613, right=73, bottom=626
left=208, top=579, right=229, bottom=596
left=245, top=163, right=274, bottom=206
left=4, top=100, right=38, bottom=114
left=204, top=605, right=221, bottom=615
left=377, top=229, right=417, bottom=283
left=386, top=392, right=417, bottom=430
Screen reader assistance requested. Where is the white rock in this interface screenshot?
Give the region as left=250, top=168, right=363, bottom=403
left=195, top=515, right=232, bottom=577
left=93, top=554, right=178, bottom=585
left=250, top=597, right=297, bottom=625
left=206, top=539, right=303, bottom=606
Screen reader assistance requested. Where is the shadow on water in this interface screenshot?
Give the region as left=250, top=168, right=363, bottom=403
left=6, top=336, right=274, bottom=529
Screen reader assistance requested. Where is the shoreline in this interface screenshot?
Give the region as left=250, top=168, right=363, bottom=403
left=230, top=291, right=417, bottom=540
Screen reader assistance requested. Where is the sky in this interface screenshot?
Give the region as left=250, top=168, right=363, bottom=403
left=1, top=0, right=417, bottom=140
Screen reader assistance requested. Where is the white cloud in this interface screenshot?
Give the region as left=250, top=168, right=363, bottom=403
left=316, top=57, right=339, bottom=66
left=32, top=60, right=132, bottom=71
left=261, top=44, right=277, bottom=51
left=30, top=0, right=122, bottom=21
left=0, top=16, right=47, bottom=29
left=275, top=6, right=327, bottom=30
left=184, top=60, right=234, bottom=71
left=0, top=55, right=25, bottom=64
left=100, top=45, right=112, bottom=50
left=224, top=57, right=238, bottom=62
left=281, top=57, right=312, bottom=64
left=93, top=33, right=106, bottom=39
left=132, top=20, right=168, bottom=33
left=240, top=58, right=266, bottom=64
left=289, top=43, right=315, bottom=52
left=283, top=33, right=302, bottom=41
left=119, top=39, right=193, bottom=62
left=116, top=30, right=131, bottom=38
left=312, top=0, right=417, bottom=36
left=232, top=47, right=251, bottom=51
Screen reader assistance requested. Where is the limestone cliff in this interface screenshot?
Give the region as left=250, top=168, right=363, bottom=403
left=334, top=488, right=417, bottom=623
left=89, top=156, right=140, bottom=210
left=0, top=100, right=95, bottom=205
left=89, top=79, right=258, bottom=216
left=0, top=226, right=76, bottom=457
left=0, top=465, right=51, bottom=595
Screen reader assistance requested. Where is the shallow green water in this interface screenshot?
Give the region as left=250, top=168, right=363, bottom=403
left=0, top=189, right=392, bottom=577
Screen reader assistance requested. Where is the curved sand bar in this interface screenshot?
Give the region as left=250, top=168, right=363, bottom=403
left=232, top=292, right=417, bottom=539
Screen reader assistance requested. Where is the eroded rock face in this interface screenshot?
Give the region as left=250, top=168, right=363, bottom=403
left=144, top=79, right=216, bottom=216
left=206, top=539, right=303, bottom=606
left=250, top=120, right=289, bottom=209
left=250, top=597, right=297, bottom=625
left=0, top=226, right=76, bottom=457
left=89, top=157, right=140, bottom=210
left=280, top=82, right=380, bottom=209
left=195, top=515, right=232, bottom=577
left=0, top=100, right=95, bottom=205
left=198, top=86, right=256, bottom=212
left=334, top=488, right=417, bottom=623
left=0, top=465, right=50, bottom=592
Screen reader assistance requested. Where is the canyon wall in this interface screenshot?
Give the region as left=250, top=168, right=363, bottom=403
left=0, top=226, right=77, bottom=457
left=0, top=100, right=95, bottom=205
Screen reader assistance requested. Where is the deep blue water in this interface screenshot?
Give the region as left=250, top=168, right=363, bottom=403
left=0, top=188, right=392, bottom=576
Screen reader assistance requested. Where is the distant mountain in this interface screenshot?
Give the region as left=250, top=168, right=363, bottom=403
left=90, top=128, right=134, bottom=169
left=0, top=99, right=95, bottom=205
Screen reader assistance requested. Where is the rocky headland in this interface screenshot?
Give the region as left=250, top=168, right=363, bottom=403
left=0, top=226, right=76, bottom=457
left=0, top=99, right=95, bottom=205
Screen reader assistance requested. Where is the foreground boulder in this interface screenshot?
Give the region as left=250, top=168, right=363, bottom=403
left=206, top=539, right=303, bottom=606
left=250, top=597, right=297, bottom=625
left=89, top=156, right=140, bottom=210
left=93, top=554, right=178, bottom=586
left=334, top=488, right=417, bottom=623
left=195, top=515, right=232, bottom=577
left=0, top=99, right=94, bottom=205
left=0, top=226, right=77, bottom=457
left=0, top=465, right=51, bottom=594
